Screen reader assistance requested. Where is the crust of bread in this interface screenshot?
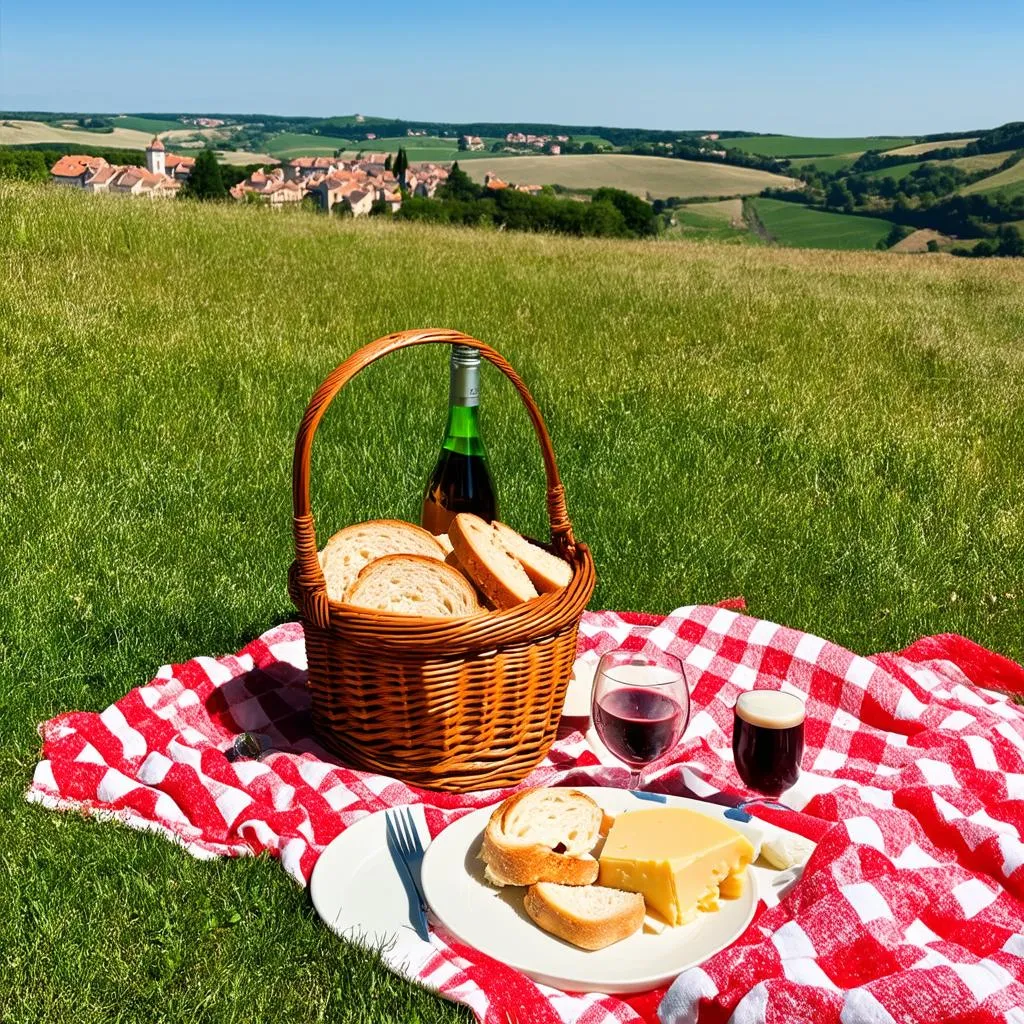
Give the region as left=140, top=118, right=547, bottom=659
left=492, top=522, right=572, bottom=592
left=449, top=514, right=538, bottom=609
left=342, top=554, right=482, bottom=617
left=524, top=884, right=645, bottom=951
left=480, top=788, right=603, bottom=887
left=320, top=519, right=446, bottom=603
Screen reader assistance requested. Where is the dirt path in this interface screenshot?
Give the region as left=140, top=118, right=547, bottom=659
left=743, top=199, right=774, bottom=243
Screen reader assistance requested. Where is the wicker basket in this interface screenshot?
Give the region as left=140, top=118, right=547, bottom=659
left=288, top=329, right=596, bottom=792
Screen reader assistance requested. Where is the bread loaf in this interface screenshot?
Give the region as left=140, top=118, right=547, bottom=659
left=342, top=554, right=482, bottom=617
left=449, top=514, right=538, bottom=609
left=319, top=520, right=445, bottom=603
left=524, top=883, right=645, bottom=950
left=492, top=522, right=572, bottom=592
left=480, top=788, right=604, bottom=887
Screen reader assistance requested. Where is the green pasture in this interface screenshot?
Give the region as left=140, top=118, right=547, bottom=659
left=265, top=132, right=354, bottom=158
left=960, top=159, right=1024, bottom=198
left=2, top=183, right=1023, bottom=1023
left=789, top=153, right=864, bottom=175
left=728, top=135, right=916, bottom=158
left=748, top=197, right=895, bottom=249
left=113, top=115, right=184, bottom=133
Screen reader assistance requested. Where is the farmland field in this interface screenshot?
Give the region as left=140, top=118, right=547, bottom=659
left=881, top=138, right=976, bottom=156
left=665, top=199, right=757, bottom=244
left=726, top=135, right=916, bottom=157
left=3, top=183, right=1023, bottom=1024
left=864, top=150, right=1018, bottom=183
left=264, top=132, right=354, bottom=158
left=789, top=153, right=864, bottom=174
left=465, top=154, right=798, bottom=198
left=112, top=115, right=184, bottom=133
left=0, top=118, right=160, bottom=150
left=748, top=197, right=894, bottom=249
left=960, top=159, right=1024, bottom=197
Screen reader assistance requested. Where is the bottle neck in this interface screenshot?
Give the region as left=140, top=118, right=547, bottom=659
left=442, top=348, right=487, bottom=457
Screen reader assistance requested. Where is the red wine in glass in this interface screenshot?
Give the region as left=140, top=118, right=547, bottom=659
left=594, top=688, right=685, bottom=766
left=591, top=641, right=690, bottom=789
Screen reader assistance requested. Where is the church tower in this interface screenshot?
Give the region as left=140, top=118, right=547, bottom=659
left=146, top=137, right=166, bottom=176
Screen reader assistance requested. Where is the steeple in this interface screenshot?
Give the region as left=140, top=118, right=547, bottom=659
left=146, top=137, right=166, bottom=176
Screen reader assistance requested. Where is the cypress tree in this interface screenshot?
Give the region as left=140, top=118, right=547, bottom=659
left=180, top=150, right=226, bottom=201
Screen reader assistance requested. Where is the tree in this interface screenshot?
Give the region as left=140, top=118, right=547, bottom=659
left=440, top=162, right=481, bottom=202
left=592, top=187, right=659, bottom=237
left=370, top=197, right=391, bottom=217
left=180, top=150, right=226, bottom=201
left=384, top=153, right=392, bottom=171
left=392, top=147, right=409, bottom=186
left=996, top=224, right=1024, bottom=256
left=926, top=239, right=940, bottom=252
left=826, top=181, right=854, bottom=212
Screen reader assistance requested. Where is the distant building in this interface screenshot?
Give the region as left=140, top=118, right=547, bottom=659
left=48, top=138, right=189, bottom=199
left=484, top=172, right=509, bottom=191
left=546, top=143, right=561, bottom=156
left=459, top=135, right=485, bottom=151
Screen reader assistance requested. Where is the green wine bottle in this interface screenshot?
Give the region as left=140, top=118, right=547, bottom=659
left=421, top=345, right=498, bottom=534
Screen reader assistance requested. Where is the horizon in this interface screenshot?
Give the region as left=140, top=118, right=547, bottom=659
left=2, top=1, right=1022, bottom=136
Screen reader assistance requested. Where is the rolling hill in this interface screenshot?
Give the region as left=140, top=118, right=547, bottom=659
left=726, top=135, right=916, bottom=158
left=747, top=198, right=894, bottom=249
left=959, top=160, right=1024, bottom=198
left=464, top=155, right=798, bottom=199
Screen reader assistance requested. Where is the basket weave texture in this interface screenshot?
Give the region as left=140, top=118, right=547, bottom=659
left=288, top=329, right=596, bottom=792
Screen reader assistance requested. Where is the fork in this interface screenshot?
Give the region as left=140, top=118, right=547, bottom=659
left=390, top=807, right=430, bottom=918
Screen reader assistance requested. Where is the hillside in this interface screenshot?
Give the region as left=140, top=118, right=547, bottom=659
left=464, top=154, right=798, bottom=198
left=3, top=181, right=1023, bottom=1023
left=726, top=135, right=916, bottom=157
left=747, top=198, right=894, bottom=249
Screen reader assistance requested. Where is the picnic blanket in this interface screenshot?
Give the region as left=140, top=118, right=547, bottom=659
left=27, top=604, right=1024, bottom=1024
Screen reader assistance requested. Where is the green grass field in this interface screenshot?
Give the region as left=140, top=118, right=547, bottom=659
left=864, top=151, right=1019, bottom=183
left=265, top=131, right=355, bottom=158
left=960, top=159, right=1024, bottom=198
left=265, top=133, right=499, bottom=162
left=113, top=115, right=185, bottom=133
left=748, top=197, right=895, bottom=249
left=789, top=153, right=865, bottom=175
left=3, top=182, right=1024, bottom=1023
left=727, top=135, right=916, bottom=158
left=664, top=199, right=758, bottom=244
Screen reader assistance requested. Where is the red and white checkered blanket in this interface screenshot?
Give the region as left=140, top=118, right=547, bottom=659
left=28, top=604, right=1024, bottom=1024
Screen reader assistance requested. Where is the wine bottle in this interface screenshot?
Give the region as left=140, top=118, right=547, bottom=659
left=421, top=345, right=498, bottom=534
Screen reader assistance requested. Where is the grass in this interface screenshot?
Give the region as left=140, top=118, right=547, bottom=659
left=881, top=138, right=977, bottom=157
left=2, top=182, right=1024, bottom=1022
left=465, top=155, right=797, bottom=198
left=864, top=151, right=1019, bottom=183
left=960, top=159, right=1024, bottom=198
left=789, top=153, right=864, bottom=175
left=265, top=134, right=499, bottom=162
left=113, top=115, right=184, bottom=133
left=726, top=135, right=916, bottom=158
left=265, top=132, right=355, bottom=158
left=0, top=118, right=160, bottom=151
left=664, top=201, right=758, bottom=245
left=747, top=197, right=895, bottom=249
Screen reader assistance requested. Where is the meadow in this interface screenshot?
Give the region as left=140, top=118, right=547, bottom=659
left=881, top=138, right=977, bottom=157
left=112, top=115, right=185, bottom=133
left=726, top=135, right=916, bottom=157
left=0, top=118, right=159, bottom=150
left=789, top=153, right=864, bottom=174
left=2, top=182, right=1023, bottom=1023
left=960, top=159, right=1024, bottom=198
left=747, top=197, right=895, bottom=249
left=465, top=154, right=798, bottom=198
left=864, top=150, right=1018, bottom=183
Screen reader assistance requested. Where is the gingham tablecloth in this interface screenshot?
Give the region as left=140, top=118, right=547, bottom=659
left=27, top=604, right=1024, bottom=1024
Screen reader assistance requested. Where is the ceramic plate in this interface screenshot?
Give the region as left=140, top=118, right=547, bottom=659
left=420, top=787, right=760, bottom=994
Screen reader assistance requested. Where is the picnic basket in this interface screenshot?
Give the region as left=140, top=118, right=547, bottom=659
left=288, top=329, right=597, bottom=792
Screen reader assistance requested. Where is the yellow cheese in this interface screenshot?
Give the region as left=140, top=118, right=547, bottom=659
left=598, top=809, right=755, bottom=926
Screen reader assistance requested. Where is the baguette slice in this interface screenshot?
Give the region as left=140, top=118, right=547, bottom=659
left=343, top=554, right=482, bottom=617
left=481, top=788, right=603, bottom=887
left=524, top=883, right=645, bottom=950
left=492, top=522, right=572, bottom=593
left=319, top=520, right=445, bottom=603
left=449, top=514, right=538, bottom=609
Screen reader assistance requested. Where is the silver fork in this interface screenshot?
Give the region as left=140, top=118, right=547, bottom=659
left=390, top=807, right=430, bottom=919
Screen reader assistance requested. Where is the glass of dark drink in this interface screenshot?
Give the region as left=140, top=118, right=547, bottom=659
left=591, top=635, right=690, bottom=789
left=732, top=690, right=805, bottom=800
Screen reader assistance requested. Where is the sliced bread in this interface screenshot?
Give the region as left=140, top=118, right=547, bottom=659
left=492, top=522, right=572, bottom=592
left=524, top=883, right=645, bottom=950
left=342, top=554, right=483, bottom=617
left=480, top=787, right=603, bottom=887
left=449, top=513, right=538, bottom=609
left=319, top=520, right=445, bottom=603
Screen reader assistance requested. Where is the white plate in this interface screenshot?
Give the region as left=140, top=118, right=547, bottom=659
left=420, top=788, right=760, bottom=995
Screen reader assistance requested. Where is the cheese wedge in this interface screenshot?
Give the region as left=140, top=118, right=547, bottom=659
left=598, top=809, right=755, bottom=926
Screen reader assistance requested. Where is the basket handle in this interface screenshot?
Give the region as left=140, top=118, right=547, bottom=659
left=292, top=329, right=578, bottom=622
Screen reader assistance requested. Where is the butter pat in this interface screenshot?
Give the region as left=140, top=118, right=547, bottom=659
left=598, top=809, right=755, bottom=926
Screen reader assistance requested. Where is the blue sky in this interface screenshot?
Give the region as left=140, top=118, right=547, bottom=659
left=2, top=1, right=1021, bottom=134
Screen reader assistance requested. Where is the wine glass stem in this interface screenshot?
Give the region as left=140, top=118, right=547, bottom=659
left=628, top=768, right=643, bottom=790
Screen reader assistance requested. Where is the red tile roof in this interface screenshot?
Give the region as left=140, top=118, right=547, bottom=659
left=148, top=136, right=165, bottom=151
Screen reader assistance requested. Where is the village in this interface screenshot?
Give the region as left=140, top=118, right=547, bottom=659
left=47, top=137, right=548, bottom=214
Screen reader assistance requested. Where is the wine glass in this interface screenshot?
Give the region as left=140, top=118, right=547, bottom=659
left=591, top=632, right=690, bottom=790
left=732, top=690, right=805, bottom=809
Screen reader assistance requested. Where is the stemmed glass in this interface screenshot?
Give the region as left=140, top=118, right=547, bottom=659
left=591, top=631, right=690, bottom=789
